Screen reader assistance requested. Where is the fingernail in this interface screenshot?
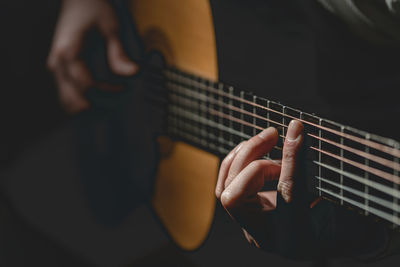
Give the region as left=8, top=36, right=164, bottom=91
left=258, top=127, right=276, bottom=140
left=286, top=120, right=303, bottom=141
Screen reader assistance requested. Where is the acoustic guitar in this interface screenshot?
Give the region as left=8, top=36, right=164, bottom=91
left=5, top=0, right=399, bottom=256
left=101, top=0, right=400, bottom=251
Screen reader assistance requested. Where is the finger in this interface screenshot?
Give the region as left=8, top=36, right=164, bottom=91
left=47, top=4, right=92, bottom=70
left=96, top=11, right=138, bottom=76
left=221, top=160, right=281, bottom=210
left=106, top=36, right=139, bottom=76
left=277, top=120, right=304, bottom=203
left=66, top=60, right=94, bottom=91
left=215, top=141, right=245, bottom=199
left=55, top=69, right=89, bottom=114
left=225, top=127, right=278, bottom=189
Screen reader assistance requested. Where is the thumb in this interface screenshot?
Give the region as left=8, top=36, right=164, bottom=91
left=277, top=120, right=304, bottom=203
left=106, top=36, right=139, bottom=76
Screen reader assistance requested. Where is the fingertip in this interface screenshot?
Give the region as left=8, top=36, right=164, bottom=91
left=257, top=126, right=278, bottom=140
left=286, top=120, right=304, bottom=142
left=215, top=187, right=222, bottom=199
left=107, top=37, right=139, bottom=76
left=113, top=60, right=139, bottom=76
left=220, top=190, right=234, bottom=209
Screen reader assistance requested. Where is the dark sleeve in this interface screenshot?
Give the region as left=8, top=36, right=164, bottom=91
left=258, top=196, right=399, bottom=261
left=317, top=0, right=400, bottom=44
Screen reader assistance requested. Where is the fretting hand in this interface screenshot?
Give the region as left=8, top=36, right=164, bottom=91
left=215, top=120, right=304, bottom=249
left=47, top=0, right=138, bottom=114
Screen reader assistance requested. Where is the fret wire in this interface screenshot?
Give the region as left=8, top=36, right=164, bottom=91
left=205, top=79, right=211, bottom=148
left=318, top=118, right=322, bottom=197
left=199, top=77, right=208, bottom=147
left=267, top=100, right=271, bottom=158
left=229, top=87, right=234, bottom=147
left=365, top=134, right=370, bottom=216
left=162, top=71, right=400, bottom=158
left=218, top=83, right=224, bottom=149
left=167, top=82, right=400, bottom=174
left=340, top=126, right=344, bottom=205
left=282, top=106, right=286, bottom=138
left=177, top=72, right=184, bottom=134
left=395, top=143, right=399, bottom=228
left=240, top=91, right=244, bottom=142
left=253, top=95, right=257, bottom=137
left=267, top=100, right=271, bottom=128
left=267, top=99, right=271, bottom=159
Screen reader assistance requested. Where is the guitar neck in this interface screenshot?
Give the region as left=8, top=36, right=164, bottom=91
left=153, top=66, right=400, bottom=227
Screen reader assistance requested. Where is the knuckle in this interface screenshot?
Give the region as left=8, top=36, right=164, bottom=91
left=278, top=180, right=294, bottom=202
left=220, top=156, right=231, bottom=170
left=235, top=144, right=252, bottom=160
left=47, top=50, right=63, bottom=70
left=278, top=180, right=293, bottom=191
left=249, top=160, right=265, bottom=173
left=283, top=149, right=296, bottom=161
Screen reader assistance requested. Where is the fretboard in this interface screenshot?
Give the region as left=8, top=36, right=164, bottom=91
left=157, top=67, right=400, bottom=227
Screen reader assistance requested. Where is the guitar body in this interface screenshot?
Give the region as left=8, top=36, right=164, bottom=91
left=130, top=0, right=220, bottom=250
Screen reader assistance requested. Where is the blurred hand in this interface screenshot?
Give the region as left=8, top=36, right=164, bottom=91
left=47, top=0, right=138, bottom=114
left=215, top=120, right=304, bottom=249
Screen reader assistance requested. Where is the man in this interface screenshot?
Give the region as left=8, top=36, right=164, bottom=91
left=47, top=0, right=400, bottom=261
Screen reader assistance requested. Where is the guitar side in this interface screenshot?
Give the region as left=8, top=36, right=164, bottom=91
left=130, top=0, right=220, bottom=250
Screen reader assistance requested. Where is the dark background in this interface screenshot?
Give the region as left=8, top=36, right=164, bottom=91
left=1, top=1, right=400, bottom=266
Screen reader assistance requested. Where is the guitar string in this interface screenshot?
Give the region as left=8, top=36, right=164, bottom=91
left=167, top=109, right=400, bottom=224
left=142, top=68, right=400, bottom=159
left=167, top=114, right=283, bottom=154
left=170, top=104, right=400, bottom=202
left=168, top=108, right=400, bottom=221
left=146, top=67, right=400, bottom=158
left=161, top=81, right=400, bottom=173
left=168, top=91, right=400, bottom=192
left=166, top=80, right=400, bottom=172
left=167, top=102, right=284, bottom=150
left=159, top=77, right=400, bottom=224
left=167, top=92, right=400, bottom=185
left=140, top=66, right=400, bottom=225
left=308, top=133, right=400, bottom=172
